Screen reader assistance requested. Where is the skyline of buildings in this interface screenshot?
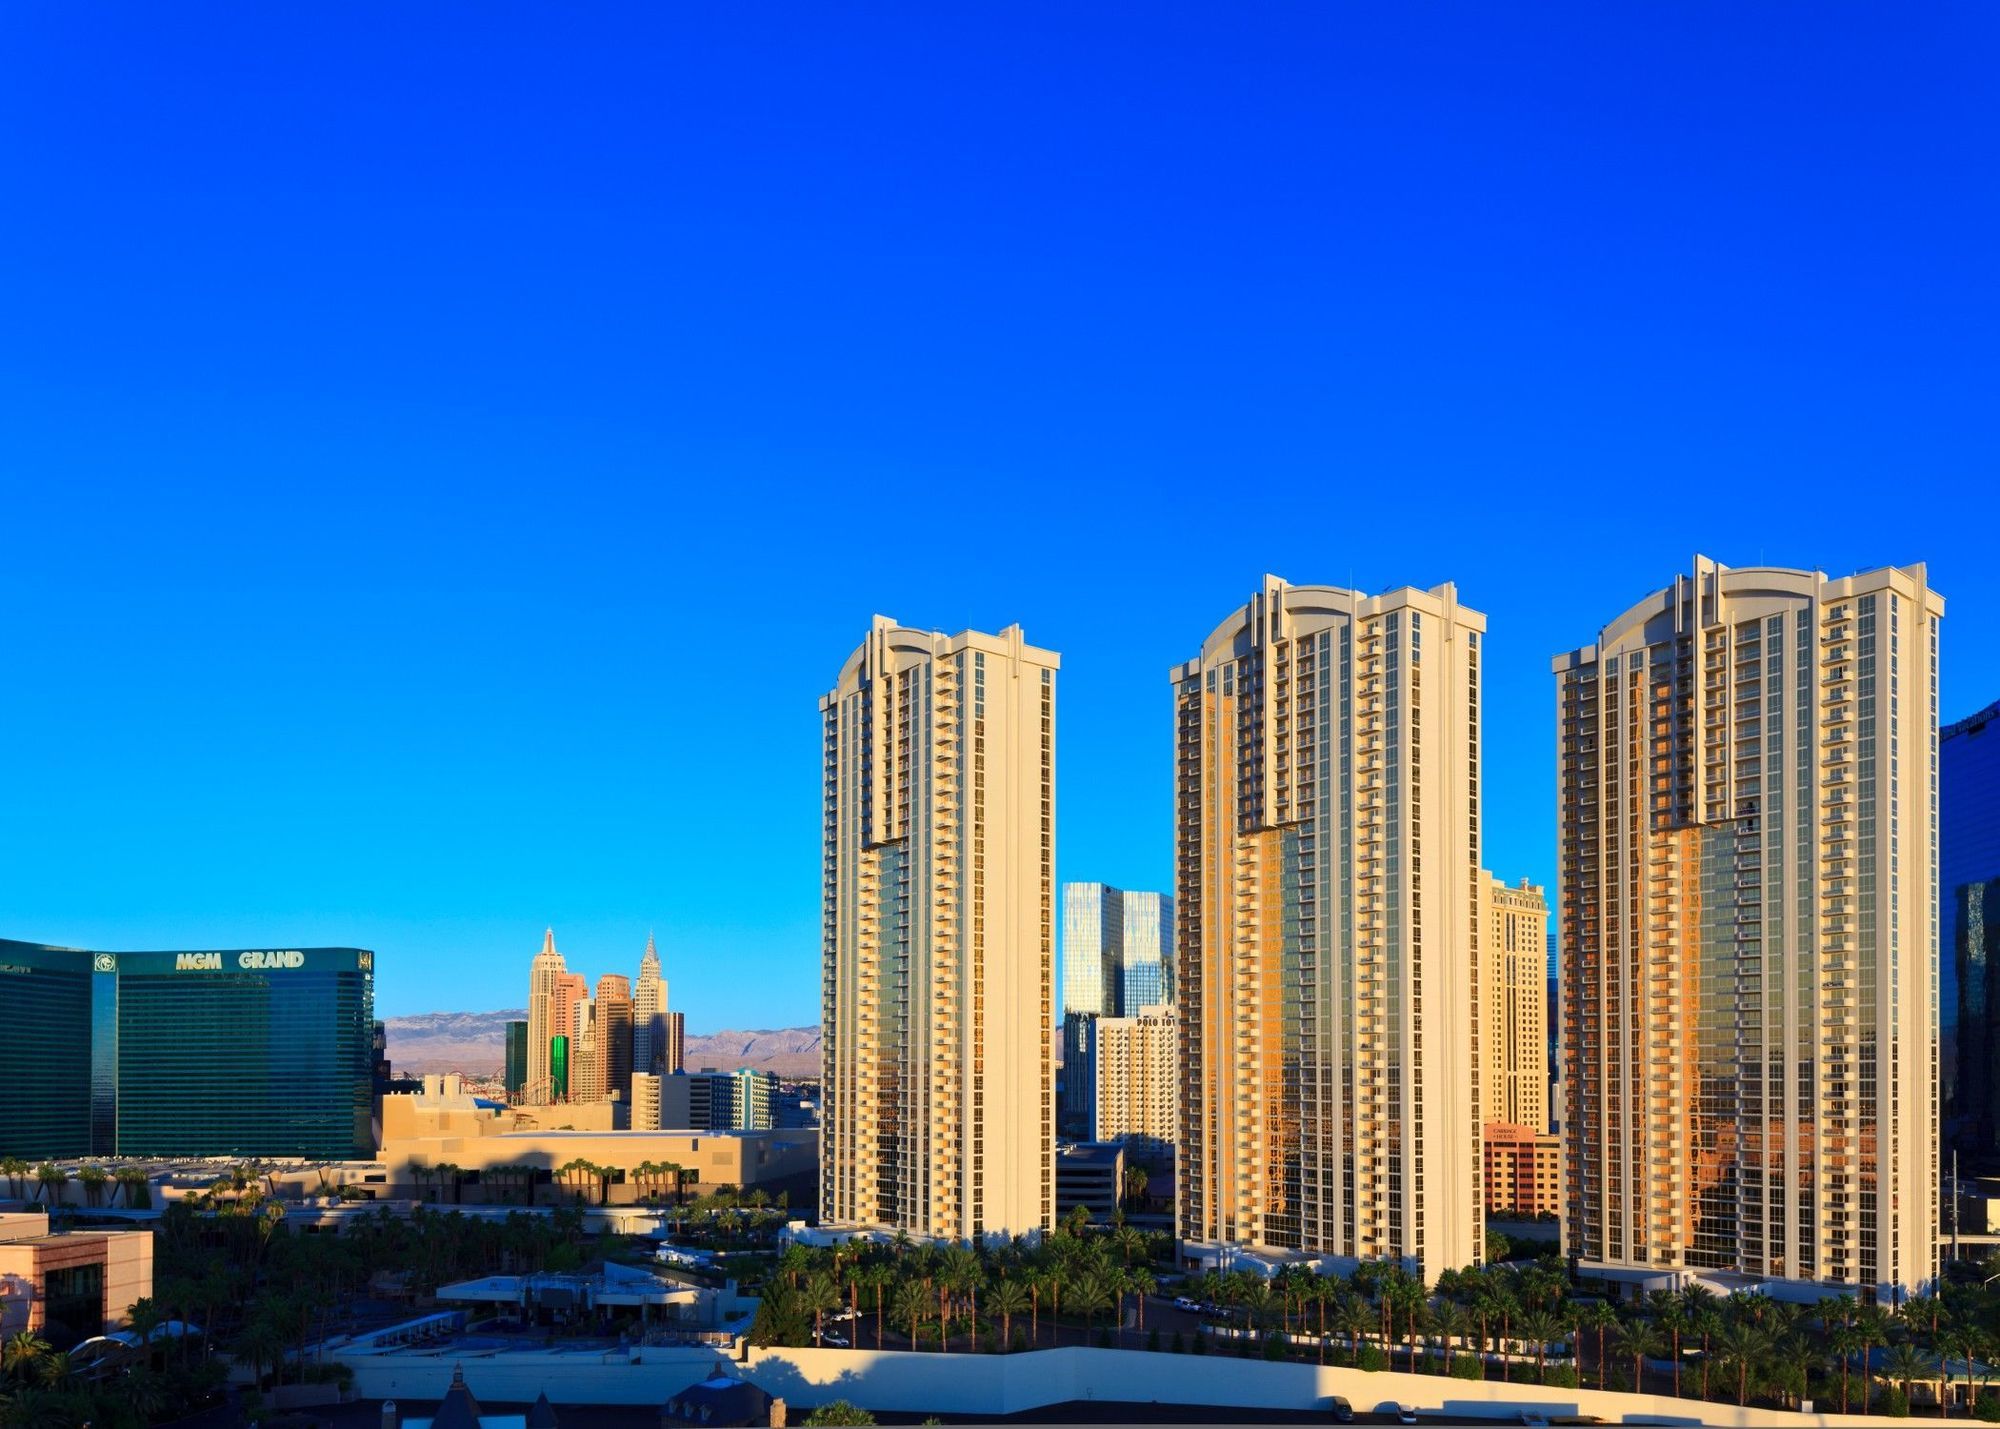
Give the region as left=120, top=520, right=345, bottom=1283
left=820, top=617, right=1059, bottom=1241
left=521, top=926, right=681, bottom=1111
left=1557, top=557, right=1942, bottom=1300
left=1173, top=577, right=1485, bottom=1283
left=9, top=554, right=1987, bottom=1311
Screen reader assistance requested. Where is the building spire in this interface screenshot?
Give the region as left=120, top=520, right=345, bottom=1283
left=541, top=927, right=556, bottom=958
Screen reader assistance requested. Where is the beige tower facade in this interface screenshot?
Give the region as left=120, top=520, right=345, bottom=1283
left=597, top=972, right=634, bottom=1102
left=1557, top=557, right=1941, bottom=1301
left=1175, top=577, right=1485, bottom=1282
left=634, top=934, right=668, bottom=1077
left=526, top=929, right=566, bottom=1105
left=1481, top=875, right=1549, bottom=1132
left=821, top=616, right=1057, bottom=1241
left=1093, top=1003, right=1178, bottom=1162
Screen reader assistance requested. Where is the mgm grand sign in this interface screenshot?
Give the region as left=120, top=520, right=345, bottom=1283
left=175, top=950, right=308, bottom=971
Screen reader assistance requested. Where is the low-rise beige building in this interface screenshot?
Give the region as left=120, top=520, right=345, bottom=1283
left=0, top=1211, right=153, bottom=1342
left=1092, top=1004, right=1177, bottom=1163
left=369, top=1075, right=815, bottom=1204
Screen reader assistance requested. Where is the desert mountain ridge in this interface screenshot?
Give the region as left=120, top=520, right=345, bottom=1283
left=384, top=1008, right=823, bottom=1079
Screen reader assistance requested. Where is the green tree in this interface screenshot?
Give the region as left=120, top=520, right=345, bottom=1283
left=1883, top=1341, right=1930, bottom=1415
left=1613, top=1318, right=1663, bottom=1396
left=1518, top=1309, right=1563, bottom=1383
left=800, top=1273, right=840, bottom=1347
left=892, top=1279, right=928, bottom=1352
left=1576, top=1301, right=1618, bottom=1392
left=1714, top=1319, right=1771, bottom=1408
left=802, top=1400, right=876, bottom=1425
left=987, top=1277, right=1028, bottom=1351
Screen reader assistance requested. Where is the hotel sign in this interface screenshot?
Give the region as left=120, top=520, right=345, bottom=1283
left=173, top=950, right=307, bottom=971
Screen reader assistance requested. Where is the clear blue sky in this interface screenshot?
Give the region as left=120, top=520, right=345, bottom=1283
left=2, top=5, right=1994, bottom=1027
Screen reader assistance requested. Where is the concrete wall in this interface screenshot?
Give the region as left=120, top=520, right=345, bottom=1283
left=744, top=1345, right=1910, bottom=1427
left=339, top=1342, right=732, bottom=1404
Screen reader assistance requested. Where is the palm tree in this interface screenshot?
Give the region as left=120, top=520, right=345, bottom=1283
left=988, top=1277, right=1029, bottom=1350
left=1614, top=1318, right=1664, bottom=1395
left=1431, top=1300, right=1471, bottom=1377
left=1326, top=1294, right=1364, bottom=1364
left=1884, top=1341, right=1930, bottom=1413
left=1942, top=1325, right=1989, bottom=1418
left=1691, top=1306, right=1724, bottom=1400
left=800, top=1272, right=840, bottom=1346
left=1519, top=1309, right=1564, bottom=1383
left=0, top=1158, right=28, bottom=1201
left=1068, top=1274, right=1112, bottom=1345
left=892, top=1279, right=928, bottom=1352
left=2, top=1332, right=50, bottom=1384
left=31, top=1163, right=67, bottom=1206
left=1854, top=1304, right=1889, bottom=1414
left=1828, top=1319, right=1863, bottom=1413
left=75, top=1166, right=107, bottom=1208
left=1657, top=1299, right=1688, bottom=1397
left=1127, top=1265, right=1158, bottom=1340
left=1573, top=1300, right=1616, bottom=1390
left=1714, top=1319, right=1770, bottom=1407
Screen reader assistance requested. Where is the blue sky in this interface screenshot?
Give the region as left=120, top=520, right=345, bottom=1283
left=2, top=5, right=1994, bottom=1026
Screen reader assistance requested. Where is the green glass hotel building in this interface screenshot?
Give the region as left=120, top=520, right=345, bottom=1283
left=0, top=938, right=375, bottom=1160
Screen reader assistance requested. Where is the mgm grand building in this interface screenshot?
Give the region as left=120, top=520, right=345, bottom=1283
left=0, top=938, right=375, bottom=1161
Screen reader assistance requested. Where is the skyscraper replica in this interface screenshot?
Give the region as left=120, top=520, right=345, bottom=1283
left=526, top=928, right=566, bottom=1104
left=1176, top=576, right=1484, bottom=1282
left=1556, top=557, right=1941, bottom=1300
left=634, top=933, right=669, bottom=1077
left=821, top=616, right=1058, bottom=1241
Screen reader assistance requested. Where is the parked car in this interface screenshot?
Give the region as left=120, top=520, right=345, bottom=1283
left=818, top=1331, right=851, bottom=1348
left=1396, top=1408, right=1419, bottom=1425
left=1518, top=1415, right=1551, bottom=1428
left=1328, top=1395, right=1355, bottom=1423
left=1173, top=1296, right=1202, bottom=1312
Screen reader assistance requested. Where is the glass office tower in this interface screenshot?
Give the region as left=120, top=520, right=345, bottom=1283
left=0, top=939, right=376, bottom=1160
left=504, top=1020, right=529, bottom=1102
left=1943, top=698, right=2000, bottom=1173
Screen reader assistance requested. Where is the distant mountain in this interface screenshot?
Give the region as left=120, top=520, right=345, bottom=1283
left=382, top=1008, right=822, bottom=1079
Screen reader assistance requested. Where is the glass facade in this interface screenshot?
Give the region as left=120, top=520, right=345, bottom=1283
left=0, top=943, right=92, bottom=1158
left=1943, top=698, right=2000, bottom=1173
left=504, top=1019, right=528, bottom=1101
left=0, top=939, right=375, bottom=1161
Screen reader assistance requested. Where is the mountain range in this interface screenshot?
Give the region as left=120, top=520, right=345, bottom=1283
left=383, top=1008, right=823, bottom=1079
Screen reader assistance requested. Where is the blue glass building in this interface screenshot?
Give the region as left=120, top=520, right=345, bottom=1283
left=1943, top=700, right=2000, bottom=1173
left=0, top=938, right=376, bottom=1160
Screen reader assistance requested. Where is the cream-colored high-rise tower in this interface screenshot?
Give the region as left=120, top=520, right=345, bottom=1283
left=1175, top=577, right=1484, bottom=1282
left=1556, top=557, right=1941, bottom=1301
left=526, top=929, right=566, bottom=1104
left=821, top=616, right=1057, bottom=1241
left=634, top=934, right=668, bottom=1077
left=1481, top=875, right=1549, bottom=1132
left=1093, top=1003, right=1178, bottom=1162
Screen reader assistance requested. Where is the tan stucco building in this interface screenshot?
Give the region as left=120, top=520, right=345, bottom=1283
left=1175, top=577, right=1485, bottom=1282
left=0, top=1212, right=153, bottom=1341
left=1481, top=874, right=1549, bottom=1133
left=371, top=1076, right=814, bottom=1203
left=1092, top=1003, right=1178, bottom=1163
left=1557, top=557, right=1942, bottom=1301
left=820, top=617, right=1057, bottom=1241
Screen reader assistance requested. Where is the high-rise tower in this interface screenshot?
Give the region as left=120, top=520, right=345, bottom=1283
left=1175, top=576, right=1485, bottom=1282
left=526, top=929, right=566, bottom=1104
left=1481, top=874, right=1549, bottom=1133
left=635, top=933, right=669, bottom=1078
left=1557, top=557, right=1941, bottom=1300
left=597, top=972, right=633, bottom=1103
left=821, top=616, right=1058, bottom=1241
